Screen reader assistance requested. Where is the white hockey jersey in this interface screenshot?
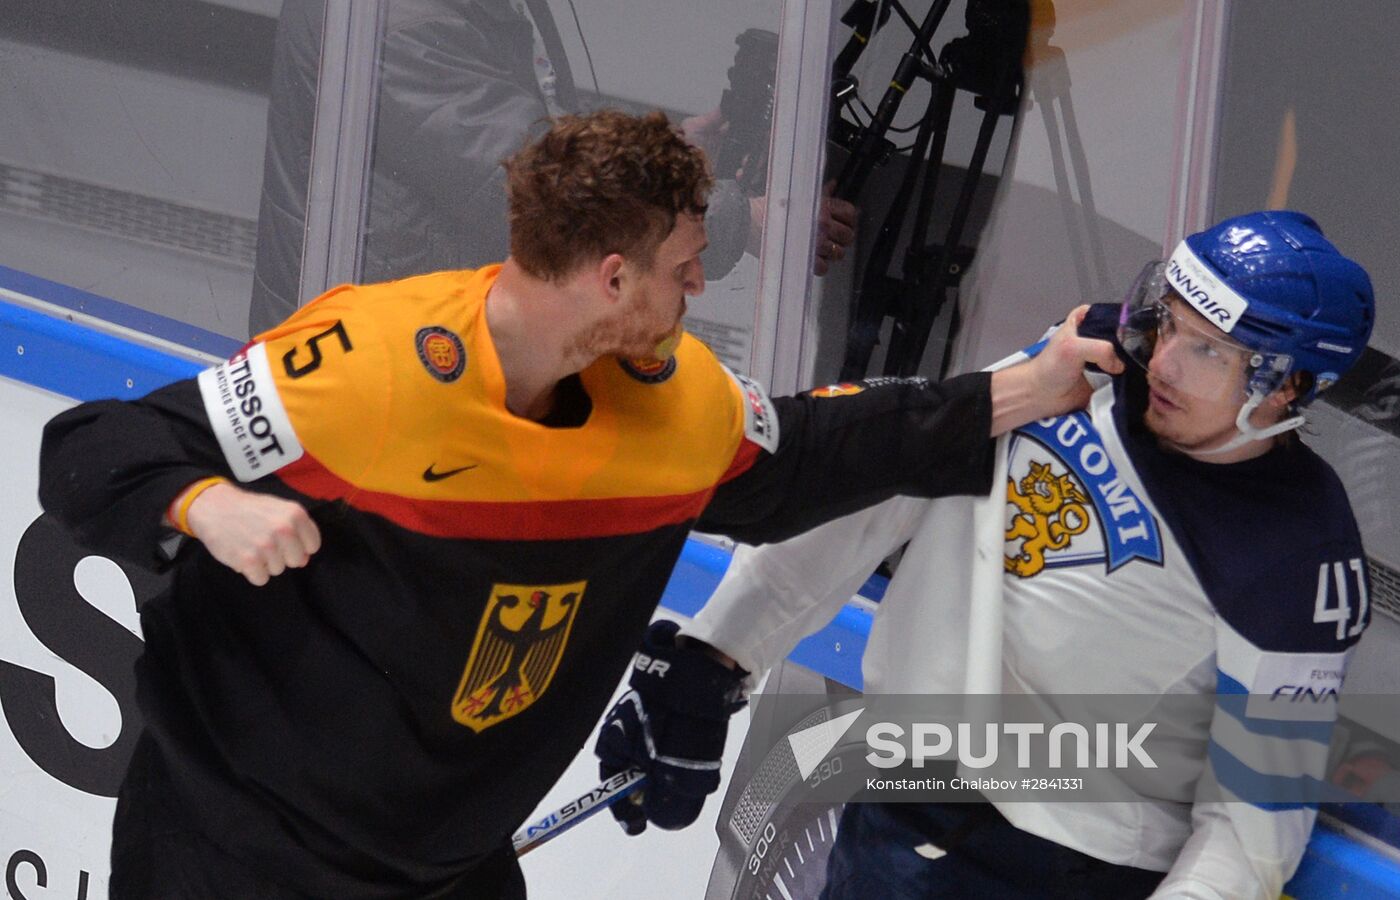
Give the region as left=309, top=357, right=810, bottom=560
left=687, top=320, right=1370, bottom=900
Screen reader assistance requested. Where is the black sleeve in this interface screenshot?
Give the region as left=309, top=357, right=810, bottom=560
left=697, top=372, right=995, bottom=545
left=38, top=379, right=233, bottom=570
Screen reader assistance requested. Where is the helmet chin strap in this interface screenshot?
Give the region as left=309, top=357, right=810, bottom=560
left=1173, top=391, right=1306, bottom=458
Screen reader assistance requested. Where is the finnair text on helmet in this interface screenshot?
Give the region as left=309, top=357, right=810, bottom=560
left=864, top=722, right=1158, bottom=769
left=1167, top=259, right=1234, bottom=326
left=1166, top=243, right=1250, bottom=334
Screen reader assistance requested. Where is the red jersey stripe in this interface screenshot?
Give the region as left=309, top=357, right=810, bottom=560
left=276, top=453, right=717, bottom=540
left=718, top=439, right=764, bottom=485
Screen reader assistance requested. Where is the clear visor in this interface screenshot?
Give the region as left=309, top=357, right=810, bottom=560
left=1117, top=261, right=1293, bottom=403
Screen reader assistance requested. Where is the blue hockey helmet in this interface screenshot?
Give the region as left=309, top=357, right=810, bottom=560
left=1121, top=211, right=1374, bottom=404
left=1172, top=210, right=1374, bottom=403
left=1117, top=211, right=1375, bottom=453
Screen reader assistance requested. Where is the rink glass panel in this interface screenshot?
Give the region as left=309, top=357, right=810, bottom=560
left=1212, top=0, right=1400, bottom=850
left=0, top=0, right=299, bottom=343
left=360, top=0, right=786, bottom=375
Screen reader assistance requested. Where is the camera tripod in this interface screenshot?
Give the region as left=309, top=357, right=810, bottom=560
left=830, top=0, right=1030, bottom=380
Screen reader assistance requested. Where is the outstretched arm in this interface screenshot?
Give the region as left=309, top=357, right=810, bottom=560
left=700, top=304, right=1120, bottom=546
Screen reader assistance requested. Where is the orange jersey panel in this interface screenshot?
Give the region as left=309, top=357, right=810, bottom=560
left=238, top=267, right=751, bottom=536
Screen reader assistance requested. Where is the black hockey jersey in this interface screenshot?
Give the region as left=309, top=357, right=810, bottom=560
left=40, top=265, right=997, bottom=897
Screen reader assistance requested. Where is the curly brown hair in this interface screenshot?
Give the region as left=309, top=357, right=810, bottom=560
left=504, top=109, right=712, bottom=280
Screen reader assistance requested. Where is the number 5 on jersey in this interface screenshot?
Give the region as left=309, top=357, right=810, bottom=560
left=283, top=320, right=354, bottom=379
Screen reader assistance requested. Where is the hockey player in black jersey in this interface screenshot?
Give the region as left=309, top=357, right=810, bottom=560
left=39, top=109, right=1119, bottom=899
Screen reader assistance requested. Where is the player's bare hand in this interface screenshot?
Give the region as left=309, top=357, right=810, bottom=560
left=989, top=305, right=1124, bottom=436
left=814, top=180, right=858, bottom=276
left=183, top=483, right=322, bottom=587
left=1034, top=304, right=1125, bottom=409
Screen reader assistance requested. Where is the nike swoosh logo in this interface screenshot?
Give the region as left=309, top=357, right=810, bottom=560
left=422, top=463, right=479, bottom=482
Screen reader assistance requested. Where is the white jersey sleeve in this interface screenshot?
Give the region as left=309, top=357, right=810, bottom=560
left=684, top=495, right=928, bottom=677
left=1150, top=565, right=1365, bottom=898
left=1151, top=798, right=1314, bottom=900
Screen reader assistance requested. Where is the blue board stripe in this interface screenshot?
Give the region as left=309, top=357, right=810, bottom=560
left=0, top=264, right=243, bottom=359
left=1287, top=823, right=1400, bottom=898
left=0, top=301, right=203, bottom=401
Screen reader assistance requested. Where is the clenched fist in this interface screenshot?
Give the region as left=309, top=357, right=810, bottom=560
left=176, top=482, right=322, bottom=586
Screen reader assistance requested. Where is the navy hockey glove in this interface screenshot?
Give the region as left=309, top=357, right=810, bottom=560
left=595, top=620, right=748, bottom=834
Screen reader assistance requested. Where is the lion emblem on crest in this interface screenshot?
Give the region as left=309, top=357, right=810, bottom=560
left=1004, top=460, right=1091, bottom=577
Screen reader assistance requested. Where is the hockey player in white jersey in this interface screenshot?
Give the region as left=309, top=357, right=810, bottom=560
left=595, top=210, right=1376, bottom=898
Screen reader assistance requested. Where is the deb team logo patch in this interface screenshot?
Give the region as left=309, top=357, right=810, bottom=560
left=416, top=326, right=466, bottom=382
left=1004, top=412, right=1163, bottom=577
left=810, top=382, right=866, bottom=398
left=619, top=355, right=678, bottom=384
left=452, top=581, right=586, bottom=733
